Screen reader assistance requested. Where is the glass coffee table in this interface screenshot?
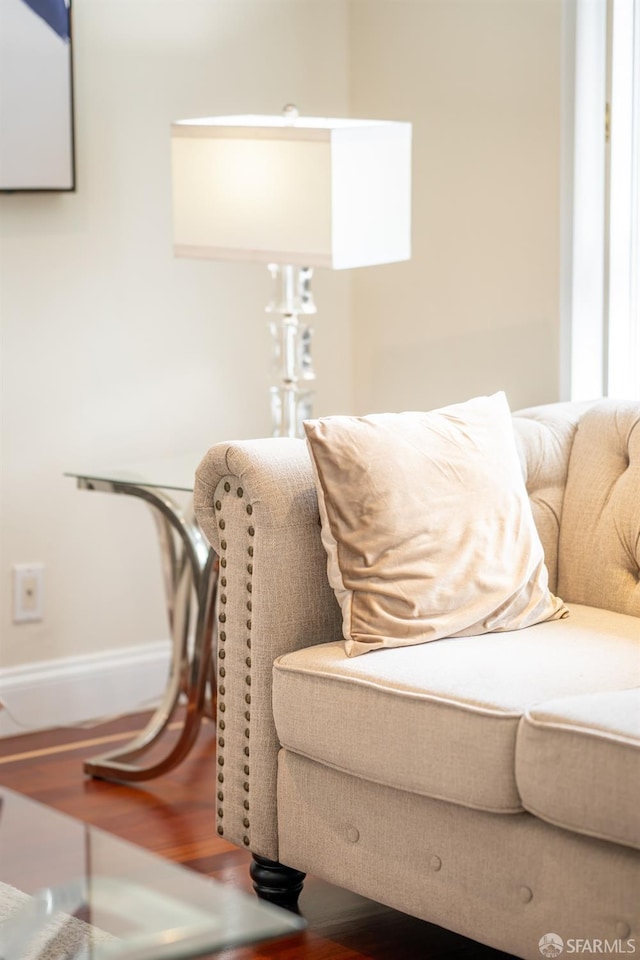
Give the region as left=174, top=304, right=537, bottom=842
left=0, top=788, right=304, bottom=960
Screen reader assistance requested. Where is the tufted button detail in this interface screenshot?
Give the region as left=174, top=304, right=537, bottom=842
left=519, top=886, right=533, bottom=903
left=215, top=500, right=222, bottom=511
left=248, top=546, right=254, bottom=557
left=248, top=526, right=255, bottom=536
left=219, top=719, right=225, bottom=730
left=219, top=667, right=226, bottom=678
left=220, top=557, right=227, bottom=568
left=217, top=791, right=223, bottom=802
left=243, top=836, right=250, bottom=846
left=430, top=856, right=442, bottom=872
left=217, top=772, right=224, bottom=783
left=237, top=487, right=244, bottom=497
left=220, top=540, right=227, bottom=551
left=224, top=482, right=230, bottom=492
left=217, top=825, right=224, bottom=835
left=218, top=612, right=226, bottom=623
left=220, top=631, right=226, bottom=641
left=346, top=826, right=360, bottom=843
left=247, top=504, right=253, bottom=515
left=219, top=519, right=225, bottom=530
left=616, top=922, right=631, bottom=939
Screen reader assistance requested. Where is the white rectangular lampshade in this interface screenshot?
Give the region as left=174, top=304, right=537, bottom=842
left=171, top=115, right=412, bottom=270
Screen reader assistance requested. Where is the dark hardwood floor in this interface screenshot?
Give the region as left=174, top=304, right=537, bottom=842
left=0, top=712, right=513, bottom=960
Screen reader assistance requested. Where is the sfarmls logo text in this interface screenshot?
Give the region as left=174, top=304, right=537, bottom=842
left=539, top=934, right=637, bottom=957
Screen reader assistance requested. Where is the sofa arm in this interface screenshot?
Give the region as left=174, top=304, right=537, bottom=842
left=194, top=437, right=342, bottom=860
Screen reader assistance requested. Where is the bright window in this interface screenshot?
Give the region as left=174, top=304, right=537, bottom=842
left=607, top=0, right=640, bottom=398
left=565, top=0, right=640, bottom=401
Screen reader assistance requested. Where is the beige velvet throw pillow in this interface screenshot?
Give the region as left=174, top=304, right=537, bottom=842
left=304, top=392, right=567, bottom=657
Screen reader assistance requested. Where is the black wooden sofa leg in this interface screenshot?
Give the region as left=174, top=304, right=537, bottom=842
left=250, top=854, right=306, bottom=909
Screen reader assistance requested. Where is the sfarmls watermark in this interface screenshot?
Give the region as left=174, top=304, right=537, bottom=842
left=539, top=934, right=637, bottom=957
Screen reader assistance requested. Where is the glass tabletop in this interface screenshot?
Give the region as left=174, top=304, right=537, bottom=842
left=64, top=455, right=205, bottom=493
left=0, top=788, right=304, bottom=960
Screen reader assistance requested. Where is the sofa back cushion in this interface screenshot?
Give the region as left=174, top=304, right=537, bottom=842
left=511, top=402, right=589, bottom=594
left=557, top=399, right=640, bottom=617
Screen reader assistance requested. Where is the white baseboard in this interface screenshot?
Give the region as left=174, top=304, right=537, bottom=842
left=0, top=642, right=171, bottom=738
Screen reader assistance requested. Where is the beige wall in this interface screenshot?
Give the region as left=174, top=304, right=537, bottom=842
left=1, top=0, right=565, bottom=687
left=0, top=0, right=351, bottom=671
left=349, top=0, right=563, bottom=415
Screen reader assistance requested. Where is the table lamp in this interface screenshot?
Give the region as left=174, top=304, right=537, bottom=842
left=170, top=106, right=412, bottom=438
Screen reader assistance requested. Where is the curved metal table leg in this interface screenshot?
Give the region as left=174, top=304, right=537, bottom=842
left=76, top=478, right=217, bottom=782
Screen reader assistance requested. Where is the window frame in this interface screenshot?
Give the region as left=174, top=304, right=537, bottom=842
left=561, top=0, right=639, bottom=401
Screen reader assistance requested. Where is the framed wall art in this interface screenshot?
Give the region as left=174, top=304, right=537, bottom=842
left=0, top=0, right=75, bottom=191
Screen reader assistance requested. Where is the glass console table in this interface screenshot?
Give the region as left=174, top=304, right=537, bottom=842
left=0, top=787, right=304, bottom=960
left=65, top=456, right=216, bottom=783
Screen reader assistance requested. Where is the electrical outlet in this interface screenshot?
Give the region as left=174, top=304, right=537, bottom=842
left=13, top=563, right=44, bottom=623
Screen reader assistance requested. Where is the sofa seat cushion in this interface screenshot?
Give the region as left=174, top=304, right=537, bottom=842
left=515, top=688, right=640, bottom=850
left=273, top=604, right=640, bottom=815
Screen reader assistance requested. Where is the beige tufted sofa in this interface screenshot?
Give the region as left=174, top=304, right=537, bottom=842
left=194, top=399, right=640, bottom=960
